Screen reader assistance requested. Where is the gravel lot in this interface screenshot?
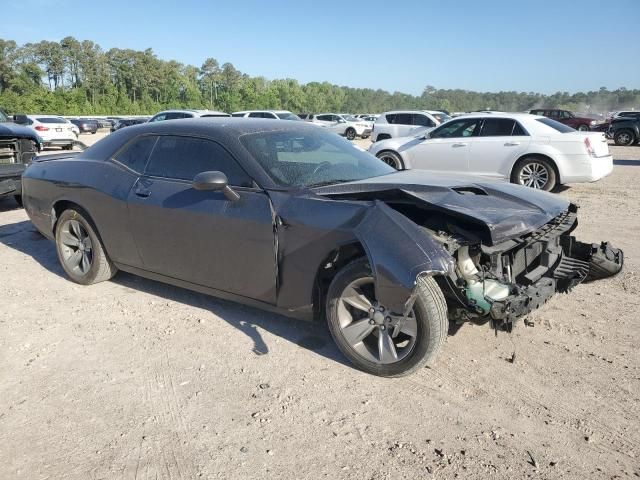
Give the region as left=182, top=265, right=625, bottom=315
left=1, top=131, right=638, bottom=479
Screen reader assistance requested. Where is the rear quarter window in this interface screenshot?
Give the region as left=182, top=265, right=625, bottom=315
left=112, top=135, right=158, bottom=173
left=536, top=118, right=575, bottom=133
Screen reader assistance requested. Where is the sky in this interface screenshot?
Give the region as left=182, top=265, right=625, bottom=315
left=2, top=0, right=638, bottom=95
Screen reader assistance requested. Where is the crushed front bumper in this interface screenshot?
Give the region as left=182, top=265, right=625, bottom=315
left=490, top=240, right=623, bottom=327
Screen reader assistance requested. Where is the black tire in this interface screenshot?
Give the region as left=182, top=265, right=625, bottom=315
left=326, top=258, right=448, bottom=377
left=55, top=208, right=117, bottom=285
left=614, top=129, right=635, bottom=146
left=345, top=128, right=356, bottom=141
left=511, top=156, right=557, bottom=191
left=13, top=195, right=23, bottom=207
left=577, top=124, right=590, bottom=132
left=376, top=150, right=404, bottom=170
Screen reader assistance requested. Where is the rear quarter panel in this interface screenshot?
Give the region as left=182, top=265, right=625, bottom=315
left=23, top=158, right=142, bottom=266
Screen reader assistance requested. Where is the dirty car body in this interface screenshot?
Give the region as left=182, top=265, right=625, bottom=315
left=21, top=119, right=623, bottom=376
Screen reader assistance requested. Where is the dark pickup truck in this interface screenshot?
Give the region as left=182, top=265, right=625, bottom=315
left=0, top=109, right=42, bottom=205
left=609, top=115, right=640, bottom=146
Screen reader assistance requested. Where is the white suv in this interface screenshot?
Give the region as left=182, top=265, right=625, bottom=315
left=371, top=110, right=450, bottom=142
left=16, top=115, right=77, bottom=150
left=311, top=113, right=372, bottom=140
left=148, top=109, right=230, bottom=122
left=231, top=110, right=302, bottom=121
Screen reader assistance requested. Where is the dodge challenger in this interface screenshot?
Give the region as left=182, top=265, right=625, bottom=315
left=22, top=119, right=623, bottom=376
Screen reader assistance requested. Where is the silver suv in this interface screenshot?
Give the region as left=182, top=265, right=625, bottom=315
left=148, top=109, right=230, bottom=122
left=371, top=110, right=450, bottom=142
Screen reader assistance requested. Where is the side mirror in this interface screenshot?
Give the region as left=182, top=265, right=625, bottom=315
left=422, top=131, right=431, bottom=139
left=192, top=171, right=240, bottom=202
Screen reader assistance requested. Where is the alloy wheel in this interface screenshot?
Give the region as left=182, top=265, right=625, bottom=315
left=59, top=219, right=93, bottom=276
left=519, top=162, right=549, bottom=189
left=336, top=277, right=418, bottom=364
left=617, top=132, right=632, bottom=145
left=378, top=153, right=401, bottom=170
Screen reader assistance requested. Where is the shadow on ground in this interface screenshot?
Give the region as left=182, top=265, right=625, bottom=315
left=614, top=159, right=640, bottom=166
left=0, top=218, right=350, bottom=369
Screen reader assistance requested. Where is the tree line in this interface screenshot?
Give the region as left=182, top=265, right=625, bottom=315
left=1, top=37, right=638, bottom=116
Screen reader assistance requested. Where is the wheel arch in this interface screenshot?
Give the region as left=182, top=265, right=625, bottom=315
left=51, top=200, right=109, bottom=255
left=312, top=241, right=367, bottom=321
left=510, top=152, right=562, bottom=185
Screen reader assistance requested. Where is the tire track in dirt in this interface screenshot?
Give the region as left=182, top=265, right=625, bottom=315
left=408, top=358, right=638, bottom=461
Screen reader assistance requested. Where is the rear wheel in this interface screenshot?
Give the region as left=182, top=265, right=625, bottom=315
left=55, top=209, right=117, bottom=285
left=345, top=128, right=356, bottom=140
left=577, top=124, right=590, bottom=132
left=376, top=150, right=404, bottom=170
left=614, top=129, right=635, bottom=146
left=511, top=156, right=557, bottom=191
left=326, top=258, right=448, bottom=377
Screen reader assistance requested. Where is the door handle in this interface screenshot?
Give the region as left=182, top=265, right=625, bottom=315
left=452, top=142, right=467, bottom=147
left=504, top=142, right=520, bottom=146
left=134, top=184, right=151, bottom=198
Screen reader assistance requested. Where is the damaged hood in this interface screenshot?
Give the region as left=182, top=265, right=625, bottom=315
left=313, top=169, right=571, bottom=245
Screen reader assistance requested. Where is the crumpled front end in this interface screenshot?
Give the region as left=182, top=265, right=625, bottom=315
left=446, top=205, right=624, bottom=329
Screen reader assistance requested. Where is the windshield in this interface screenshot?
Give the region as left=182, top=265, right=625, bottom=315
left=536, top=117, right=575, bottom=133
left=37, top=117, right=68, bottom=124
left=240, top=129, right=395, bottom=188
left=275, top=112, right=302, bottom=121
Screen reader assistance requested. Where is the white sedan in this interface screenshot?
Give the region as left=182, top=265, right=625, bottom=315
left=368, top=113, right=613, bottom=191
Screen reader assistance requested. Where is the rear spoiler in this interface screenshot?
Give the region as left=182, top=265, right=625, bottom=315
left=33, top=151, right=83, bottom=163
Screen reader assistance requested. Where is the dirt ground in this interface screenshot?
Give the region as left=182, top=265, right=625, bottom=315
left=1, top=131, right=638, bottom=479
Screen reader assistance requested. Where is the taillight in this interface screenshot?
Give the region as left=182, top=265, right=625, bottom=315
left=35, top=125, right=49, bottom=131
left=584, top=137, right=595, bottom=157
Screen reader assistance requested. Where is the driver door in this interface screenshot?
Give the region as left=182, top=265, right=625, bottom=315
left=126, top=135, right=277, bottom=304
left=404, top=118, right=481, bottom=174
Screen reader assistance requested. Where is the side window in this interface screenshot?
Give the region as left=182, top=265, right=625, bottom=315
left=113, top=136, right=158, bottom=173
left=479, top=118, right=517, bottom=137
left=150, top=113, right=167, bottom=122
left=548, top=110, right=560, bottom=118
left=248, top=112, right=264, bottom=118
left=264, top=112, right=278, bottom=119
left=385, top=113, right=397, bottom=124
left=164, top=112, right=184, bottom=120
left=394, top=113, right=412, bottom=125
left=144, top=136, right=252, bottom=187
left=231, top=113, right=245, bottom=117
left=430, top=119, right=480, bottom=138
left=316, top=115, right=331, bottom=122
left=413, top=114, right=435, bottom=127
left=512, top=122, right=528, bottom=136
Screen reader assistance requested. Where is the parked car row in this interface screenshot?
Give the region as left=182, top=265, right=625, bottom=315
left=368, top=112, right=613, bottom=192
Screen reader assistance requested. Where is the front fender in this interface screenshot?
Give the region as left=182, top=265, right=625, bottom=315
left=355, top=200, right=455, bottom=313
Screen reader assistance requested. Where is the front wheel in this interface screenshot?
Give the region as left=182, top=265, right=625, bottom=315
left=376, top=150, right=404, bottom=170
left=614, top=130, right=635, bottom=146
left=55, top=208, right=117, bottom=285
left=511, top=157, right=557, bottom=191
left=345, top=128, right=356, bottom=140
left=326, top=258, right=448, bottom=377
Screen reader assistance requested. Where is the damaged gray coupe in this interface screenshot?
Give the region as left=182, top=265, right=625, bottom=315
left=22, top=119, right=623, bottom=376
